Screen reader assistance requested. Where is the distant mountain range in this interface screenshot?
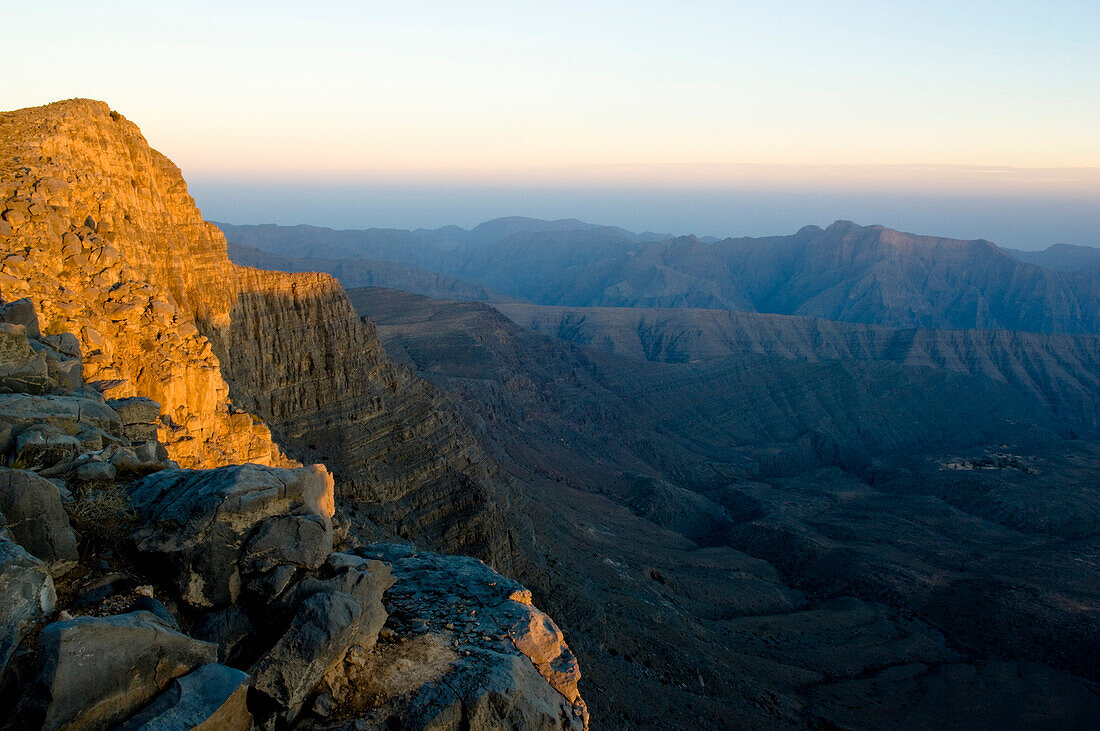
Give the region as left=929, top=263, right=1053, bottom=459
left=220, top=218, right=1100, bottom=333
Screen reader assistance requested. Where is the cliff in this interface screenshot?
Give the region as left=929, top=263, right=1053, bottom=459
left=0, top=99, right=515, bottom=566
left=0, top=99, right=585, bottom=728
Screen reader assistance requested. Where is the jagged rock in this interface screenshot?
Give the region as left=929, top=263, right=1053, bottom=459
left=106, top=396, right=160, bottom=425
left=0, top=468, right=78, bottom=573
left=0, top=537, right=56, bottom=681
left=241, top=514, right=332, bottom=575
left=324, top=544, right=588, bottom=730
left=30, top=340, right=83, bottom=393
left=127, top=463, right=337, bottom=608
left=191, top=607, right=254, bottom=663
left=116, top=663, right=251, bottom=731
left=250, top=577, right=389, bottom=722
left=30, top=611, right=216, bottom=730
left=0, top=329, right=49, bottom=393
left=39, top=333, right=80, bottom=359
left=0, top=299, right=40, bottom=339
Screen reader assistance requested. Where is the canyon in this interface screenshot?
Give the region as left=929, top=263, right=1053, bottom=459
left=0, top=97, right=1096, bottom=730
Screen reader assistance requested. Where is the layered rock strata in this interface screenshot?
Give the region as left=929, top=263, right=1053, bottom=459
left=0, top=99, right=515, bottom=565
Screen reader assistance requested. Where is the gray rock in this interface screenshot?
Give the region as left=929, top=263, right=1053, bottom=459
left=0, top=346, right=50, bottom=394
left=133, top=440, right=165, bottom=463
left=249, top=590, right=373, bottom=721
left=0, top=393, right=122, bottom=437
left=191, top=607, right=255, bottom=663
left=41, top=349, right=83, bottom=393
left=32, top=611, right=217, bottom=731
left=0, top=298, right=40, bottom=339
left=116, top=663, right=252, bottom=731
left=109, top=446, right=145, bottom=475
left=241, top=514, right=332, bottom=574
left=129, top=595, right=179, bottom=630
left=14, top=425, right=81, bottom=468
left=127, top=463, right=336, bottom=608
left=0, top=322, right=34, bottom=366
left=40, top=333, right=81, bottom=359
left=0, top=537, right=56, bottom=681
left=74, top=460, right=116, bottom=482
left=106, top=396, right=161, bottom=425
left=350, top=544, right=588, bottom=730
left=106, top=397, right=161, bottom=441
left=0, top=468, right=78, bottom=573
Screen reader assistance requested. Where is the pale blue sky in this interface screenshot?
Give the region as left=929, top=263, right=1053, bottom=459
left=4, top=1, right=1098, bottom=245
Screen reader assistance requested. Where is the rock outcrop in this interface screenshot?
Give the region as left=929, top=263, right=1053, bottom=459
left=0, top=99, right=586, bottom=729
left=0, top=99, right=517, bottom=567
left=302, top=544, right=588, bottom=730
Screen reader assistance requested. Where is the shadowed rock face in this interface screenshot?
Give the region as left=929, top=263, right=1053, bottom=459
left=0, top=99, right=517, bottom=566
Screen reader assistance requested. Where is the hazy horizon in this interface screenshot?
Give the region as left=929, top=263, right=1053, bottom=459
left=9, top=1, right=1099, bottom=250
left=191, top=173, right=1100, bottom=250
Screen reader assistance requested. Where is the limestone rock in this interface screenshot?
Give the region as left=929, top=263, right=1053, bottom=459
left=250, top=557, right=392, bottom=721
left=0, top=537, right=56, bottom=681
left=0, top=299, right=40, bottom=339
left=0, top=393, right=122, bottom=439
left=31, top=611, right=216, bottom=730
left=107, top=396, right=160, bottom=443
left=115, top=663, right=252, bottom=731
left=241, top=514, right=332, bottom=575
left=73, top=460, right=116, bottom=482
left=127, top=463, right=337, bottom=608
left=251, top=591, right=369, bottom=720
left=191, top=607, right=254, bottom=663
left=330, top=544, right=588, bottom=730
left=0, top=468, right=78, bottom=573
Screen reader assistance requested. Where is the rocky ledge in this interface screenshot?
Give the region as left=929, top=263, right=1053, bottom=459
left=0, top=297, right=586, bottom=729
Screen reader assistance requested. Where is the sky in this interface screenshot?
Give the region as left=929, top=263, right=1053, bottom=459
left=4, top=1, right=1099, bottom=247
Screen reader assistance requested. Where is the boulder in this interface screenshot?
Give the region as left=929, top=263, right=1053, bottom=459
left=349, top=544, right=589, bottom=730
left=0, top=468, right=78, bottom=573
left=249, top=589, right=377, bottom=721
left=0, top=322, right=34, bottom=366
left=127, top=463, right=337, bottom=608
left=248, top=551, right=391, bottom=721
left=0, top=393, right=122, bottom=438
left=115, top=663, right=251, bottom=731
left=31, top=341, right=83, bottom=393
left=106, top=396, right=161, bottom=442
left=0, top=298, right=40, bottom=339
left=241, top=514, right=332, bottom=575
left=0, top=537, right=56, bottom=680
left=13, top=425, right=81, bottom=468
left=0, top=346, right=49, bottom=394
left=40, top=333, right=81, bottom=359
left=106, top=396, right=161, bottom=426
left=191, top=607, right=254, bottom=663
left=32, top=611, right=216, bottom=731
left=73, top=460, right=117, bottom=482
